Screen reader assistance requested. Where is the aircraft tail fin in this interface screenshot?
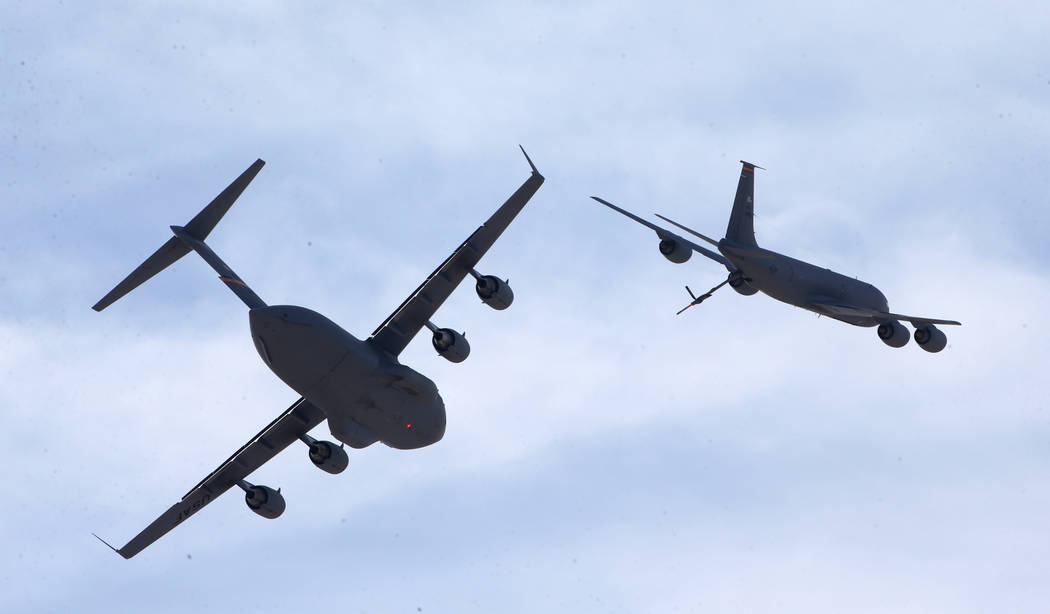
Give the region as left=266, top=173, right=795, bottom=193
left=724, top=160, right=762, bottom=248
left=92, top=159, right=266, bottom=312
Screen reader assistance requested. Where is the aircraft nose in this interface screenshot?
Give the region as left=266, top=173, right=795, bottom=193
left=397, top=399, right=445, bottom=449
left=425, top=399, right=446, bottom=445
left=403, top=417, right=444, bottom=448
left=423, top=410, right=446, bottom=445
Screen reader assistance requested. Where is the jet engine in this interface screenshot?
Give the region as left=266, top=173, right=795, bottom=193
left=659, top=238, right=691, bottom=263
left=877, top=320, right=910, bottom=347
left=240, top=482, right=285, bottom=519
left=475, top=274, right=514, bottom=310
left=913, top=324, right=947, bottom=353
left=728, top=272, right=758, bottom=296
left=432, top=327, right=470, bottom=363
left=307, top=439, right=349, bottom=474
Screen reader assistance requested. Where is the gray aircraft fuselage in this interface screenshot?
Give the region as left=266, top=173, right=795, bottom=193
left=249, top=305, right=445, bottom=450
left=718, top=241, right=888, bottom=327
left=593, top=159, right=958, bottom=350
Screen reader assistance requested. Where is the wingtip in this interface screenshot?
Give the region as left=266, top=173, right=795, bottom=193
left=518, top=145, right=539, bottom=175
left=92, top=533, right=129, bottom=559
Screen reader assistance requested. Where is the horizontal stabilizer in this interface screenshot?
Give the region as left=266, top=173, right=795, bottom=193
left=92, top=159, right=266, bottom=312
left=92, top=237, right=190, bottom=311
left=184, top=159, right=265, bottom=241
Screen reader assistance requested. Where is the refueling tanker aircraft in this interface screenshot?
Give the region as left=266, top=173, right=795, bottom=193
left=592, top=161, right=960, bottom=351
left=92, top=148, right=544, bottom=558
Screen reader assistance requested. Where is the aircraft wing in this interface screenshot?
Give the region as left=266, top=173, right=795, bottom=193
left=589, top=196, right=733, bottom=268
left=368, top=148, right=544, bottom=357
left=809, top=300, right=961, bottom=326
left=96, top=397, right=326, bottom=559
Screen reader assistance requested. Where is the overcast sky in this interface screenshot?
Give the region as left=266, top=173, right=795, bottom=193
left=2, top=1, right=1049, bottom=612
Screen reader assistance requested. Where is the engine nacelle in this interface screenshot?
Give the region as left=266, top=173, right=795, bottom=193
left=244, top=484, right=285, bottom=519
left=475, top=275, right=514, bottom=310
left=877, top=320, right=910, bottom=348
left=432, top=327, right=470, bottom=363
left=913, top=324, right=947, bottom=353
left=659, top=238, right=692, bottom=264
left=308, top=440, right=349, bottom=474
left=728, top=272, right=758, bottom=296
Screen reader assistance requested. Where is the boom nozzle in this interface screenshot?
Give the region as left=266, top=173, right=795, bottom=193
left=675, top=278, right=731, bottom=315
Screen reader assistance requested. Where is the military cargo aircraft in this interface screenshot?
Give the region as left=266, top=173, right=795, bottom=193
left=592, top=161, right=959, bottom=351
left=93, top=148, right=543, bottom=558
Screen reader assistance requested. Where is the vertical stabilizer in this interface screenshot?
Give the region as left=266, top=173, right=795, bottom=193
left=724, top=160, right=761, bottom=247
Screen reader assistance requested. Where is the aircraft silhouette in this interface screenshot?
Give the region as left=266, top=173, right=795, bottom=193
left=592, top=160, right=959, bottom=352
left=93, top=148, right=543, bottom=558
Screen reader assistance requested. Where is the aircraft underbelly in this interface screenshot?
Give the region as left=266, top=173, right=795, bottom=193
left=758, top=271, right=887, bottom=327
left=747, top=262, right=852, bottom=316
left=249, top=305, right=446, bottom=450
left=250, top=307, right=350, bottom=391
left=720, top=230, right=891, bottom=327
left=748, top=267, right=817, bottom=308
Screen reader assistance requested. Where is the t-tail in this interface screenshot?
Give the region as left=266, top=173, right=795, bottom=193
left=92, top=159, right=268, bottom=312
left=724, top=160, right=763, bottom=248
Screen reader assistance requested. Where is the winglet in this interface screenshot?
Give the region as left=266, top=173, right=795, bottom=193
left=519, top=145, right=540, bottom=176
left=93, top=533, right=129, bottom=559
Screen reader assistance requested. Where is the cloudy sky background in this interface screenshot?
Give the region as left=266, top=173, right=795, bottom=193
left=2, top=1, right=1049, bottom=611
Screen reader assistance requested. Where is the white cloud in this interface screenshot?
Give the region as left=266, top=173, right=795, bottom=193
left=2, top=1, right=1049, bottom=612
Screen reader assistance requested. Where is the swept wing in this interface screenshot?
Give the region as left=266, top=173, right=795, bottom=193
left=589, top=196, right=732, bottom=268
left=96, top=398, right=326, bottom=559
left=369, top=147, right=544, bottom=357
left=808, top=300, right=961, bottom=326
